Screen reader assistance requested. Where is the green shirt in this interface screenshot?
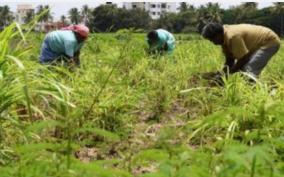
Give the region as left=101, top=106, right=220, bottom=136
left=151, top=29, right=175, bottom=53
left=46, top=30, right=83, bottom=57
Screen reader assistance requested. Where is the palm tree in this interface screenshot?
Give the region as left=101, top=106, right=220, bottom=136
left=69, top=8, right=81, bottom=24
left=36, top=5, right=53, bottom=31
left=234, top=3, right=258, bottom=23
left=44, top=5, right=53, bottom=22
left=206, top=3, right=222, bottom=22
left=242, top=2, right=258, bottom=10
left=81, top=5, right=91, bottom=25
left=24, top=10, right=35, bottom=24
left=0, top=5, right=14, bottom=28
left=61, top=15, right=66, bottom=25
left=188, top=5, right=195, bottom=11
left=272, top=2, right=284, bottom=36
left=36, top=5, right=53, bottom=23
left=180, top=2, right=188, bottom=12
left=196, top=3, right=222, bottom=33
left=197, top=3, right=221, bottom=25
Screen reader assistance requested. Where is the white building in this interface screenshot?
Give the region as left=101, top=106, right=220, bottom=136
left=123, top=2, right=178, bottom=19
left=15, top=4, right=34, bottom=25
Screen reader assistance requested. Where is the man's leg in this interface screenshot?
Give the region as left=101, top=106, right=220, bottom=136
left=242, top=45, right=280, bottom=78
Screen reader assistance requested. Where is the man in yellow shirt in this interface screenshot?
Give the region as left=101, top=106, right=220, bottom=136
left=201, top=23, right=280, bottom=79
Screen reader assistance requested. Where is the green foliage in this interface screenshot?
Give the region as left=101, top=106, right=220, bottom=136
left=82, top=3, right=284, bottom=36
left=91, top=5, right=151, bottom=32
left=0, top=5, right=14, bottom=29
left=69, top=8, right=81, bottom=25
left=1, top=23, right=284, bottom=177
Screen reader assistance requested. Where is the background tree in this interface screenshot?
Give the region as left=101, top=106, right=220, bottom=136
left=36, top=5, right=53, bottom=23
left=91, top=5, right=119, bottom=32
left=69, top=8, right=81, bottom=24
left=24, top=10, right=35, bottom=24
left=91, top=5, right=151, bottom=32
left=60, top=15, right=67, bottom=25
left=81, top=5, right=92, bottom=26
left=271, top=2, right=284, bottom=36
left=196, top=3, right=222, bottom=33
left=154, top=6, right=197, bottom=33
left=180, top=2, right=188, bottom=12
left=60, top=3, right=284, bottom=35
left=0, top=5, right=14, bottom=28
left=117, top=8, right=151, bottom=30
left=234, top=2, right=258, bottom=23
left=204, top=3, right=222, bottom=23
left=243, top=2, right=258, bottom=10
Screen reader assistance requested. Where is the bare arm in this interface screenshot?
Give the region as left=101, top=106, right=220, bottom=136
left=230, top=52, right=251, bottom=74
left=222, top=52, right=235, bottom=74
left=228, top=36, right=251, bottom=74
left=163, top=42, right=168, bottom=51
left=73, top=51, right=80, bottom=66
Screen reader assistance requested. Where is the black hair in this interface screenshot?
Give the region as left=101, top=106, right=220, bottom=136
left=147, top=30, right=159, bottom=41
left=74, top=32, right=85, bottom=43
left=201, top=23, right=224, bottom=40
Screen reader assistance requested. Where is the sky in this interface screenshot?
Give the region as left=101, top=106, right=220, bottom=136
left=0, top=0, right=275, bottom=21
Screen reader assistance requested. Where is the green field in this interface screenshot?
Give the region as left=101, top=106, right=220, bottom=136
left=1, top=26, right=284, bottom=177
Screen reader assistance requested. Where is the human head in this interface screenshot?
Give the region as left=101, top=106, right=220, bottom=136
left=62, top=24, right=89, bottom=43
left=147, top=30, right=159, bottom=45
left=201, top=23, right=224, bottom=45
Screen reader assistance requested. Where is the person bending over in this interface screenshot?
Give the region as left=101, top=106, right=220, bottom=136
left=147, top=29, right=175, bottom=55
left=201, top=23, right=280, bottom=80
left=39, top=24, right=89, bottom=66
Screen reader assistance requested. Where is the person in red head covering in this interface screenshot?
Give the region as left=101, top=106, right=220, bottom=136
left=39, top=24, right=89, bottom=66
left=61, top=24, right=89, bottom=42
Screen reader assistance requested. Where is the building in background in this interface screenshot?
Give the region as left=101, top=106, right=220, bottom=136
left=15, top=4, right=34, bottom=24
left=123, top=2, right=145, bottom=10
left=35, top=22, right=66, bottom=32
left=123, top=2, right=178, bottom=19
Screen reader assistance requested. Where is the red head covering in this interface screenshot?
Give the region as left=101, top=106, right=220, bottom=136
left=62, top=24, right=89, bottom=39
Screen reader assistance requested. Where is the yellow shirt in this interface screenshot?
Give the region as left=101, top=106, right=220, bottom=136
left=222, top=24, right=280, bottom=60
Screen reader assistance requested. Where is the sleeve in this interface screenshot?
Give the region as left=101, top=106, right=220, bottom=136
left=64, top=40, right=75, bottom=58
left=231, top=36, right=249, bottom=59
left=157, top=31, right=167, bottom=49
left=166, top=34, right=175, bottom=52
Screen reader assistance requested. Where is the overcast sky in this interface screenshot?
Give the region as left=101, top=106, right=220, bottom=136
left=0, top=0, right=274, bottom=21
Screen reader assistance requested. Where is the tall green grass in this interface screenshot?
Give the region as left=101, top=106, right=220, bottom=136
left=1, top=27, right=284, bottom=177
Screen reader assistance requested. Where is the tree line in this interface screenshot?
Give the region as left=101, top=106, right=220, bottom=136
left=0, top=2, right=284, bottom=36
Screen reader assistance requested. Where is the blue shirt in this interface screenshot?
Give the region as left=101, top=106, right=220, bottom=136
left=46, top=30, right=82, bottom=57
left=149, top=29, right=175, bottom=53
